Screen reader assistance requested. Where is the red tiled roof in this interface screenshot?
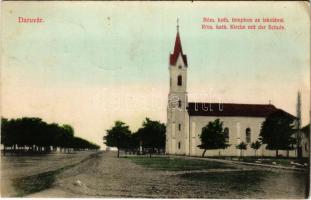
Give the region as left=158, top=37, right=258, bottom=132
left=188, top=102, right=294, bottom=118
left=170, top=32, right=188, bottom=66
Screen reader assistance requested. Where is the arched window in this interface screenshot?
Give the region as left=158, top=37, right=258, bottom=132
left=178, top=123, right=181, bottom=131
left=178, top=142, right=181, bottom=149
left=246, top=128, right=251, bottom=143
left=177, top=75, right=182, bottom=86
left=224, top=127, right=229, bottom=142
left=178, top=100, right=182, bottom=108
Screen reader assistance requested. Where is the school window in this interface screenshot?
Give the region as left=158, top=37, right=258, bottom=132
left=224, top=127, right=229, bottom=142
left=178, top=124, right=181, bottom=131
left=178, top=142, right=181, bottom=149
left=246, top=128, right=251, bottom=143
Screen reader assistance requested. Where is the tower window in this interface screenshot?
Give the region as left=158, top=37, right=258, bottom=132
left=178, top=124, right=181, bottom=131
left=246, top=128, right=251, bottom=143
left=177, top=75, right=182, bottom=86
left=178, top=100, right=182, bottom=108
left=224, top=127, right=229, bottom=142
left=178, top=65, right=182, bottom=69
left=178, top=142, right=181, bottom=149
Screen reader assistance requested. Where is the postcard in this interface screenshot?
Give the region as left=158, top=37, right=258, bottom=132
left=1, top=1, right=310, bottom=198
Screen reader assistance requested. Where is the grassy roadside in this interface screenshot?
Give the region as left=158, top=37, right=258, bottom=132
left=124, top=156, right=237, bottom=171
left=124, top=156, right=309, bottom=198
left=12, top=152, right=100, bottom=197
left=180, top=170, right=276, bottom=194
left=124, top=156, right=273, bottom=195
left=202, top=156, right=309, bottom=168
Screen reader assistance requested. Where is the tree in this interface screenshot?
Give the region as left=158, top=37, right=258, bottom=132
left=198, top=119, right=230, bottom=157
left=1, top=118, right=9, bottom=155
left=136, top=118, right=166, bottom=157
left=60, top=124, right=75, bottom=152
left=251, top=140, right=261, bottom=156
left=1, top=117, right=99, bottom=155
left=260, top=110, right=296, bottom=157
left=127, top=131, right=140, bottom=154
left=103, top=121, right=131, bottom=157
left=236, top=142, right=247, bottom=158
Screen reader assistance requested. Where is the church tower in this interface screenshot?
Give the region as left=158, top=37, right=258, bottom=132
left=166, top=21, right=190, bottom=155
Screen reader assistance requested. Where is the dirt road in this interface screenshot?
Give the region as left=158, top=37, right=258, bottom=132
left=29, top=151, right=193, bottom=198
left=1, top=151, right=94, bottom=197
left=27, top=151, right=308, bottom=198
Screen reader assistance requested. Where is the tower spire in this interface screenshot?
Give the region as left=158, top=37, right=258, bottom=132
left=169, top=19, right=188, bottom=67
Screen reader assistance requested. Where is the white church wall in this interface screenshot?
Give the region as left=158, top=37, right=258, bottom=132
left=188, top=116, right=297, bottom=157
left=171, top=111, right=189, bottom=155
left=184, top=111, right=190, bottom=155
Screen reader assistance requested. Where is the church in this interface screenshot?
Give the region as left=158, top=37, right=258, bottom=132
left=165, top=25, right=297, bottom=157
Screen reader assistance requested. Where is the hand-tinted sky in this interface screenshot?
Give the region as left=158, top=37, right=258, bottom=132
left=2, top=1, right=310, bottom=148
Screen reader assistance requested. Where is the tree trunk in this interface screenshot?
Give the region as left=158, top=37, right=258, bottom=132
left=3, top=146, right=6, bottom=156
left=117, top=149, right=120, bottom=158
left=286, top=150, right=289, bottom=158
left=202, top=149, right=207, bottom=157
left=276, top=149, right=279, bottom=157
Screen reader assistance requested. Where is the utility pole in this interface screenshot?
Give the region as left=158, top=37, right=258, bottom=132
left=296, top=91, right=302, bottom=158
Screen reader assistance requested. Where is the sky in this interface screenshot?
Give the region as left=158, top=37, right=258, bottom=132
left=2, top=1, right=310, bottom=148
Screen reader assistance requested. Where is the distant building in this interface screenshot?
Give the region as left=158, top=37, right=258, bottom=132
left=165, top=25, right=297, bottom=157
left=106, top=147, right=118, bottom=152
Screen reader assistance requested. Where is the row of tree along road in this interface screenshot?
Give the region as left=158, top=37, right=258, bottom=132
left=1, top=117, right=100, bottom=155
left=104, top=118, right=166, bottom=157
left=105, top=110, right=298, bottom=158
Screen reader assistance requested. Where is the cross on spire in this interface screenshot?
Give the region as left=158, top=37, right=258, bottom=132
left=177, top=18, right=179, bottom=32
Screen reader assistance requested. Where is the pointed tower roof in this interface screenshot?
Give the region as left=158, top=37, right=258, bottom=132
left=170, top=22, right=188, bottom=67
left=173, top=32, right=183, bottom=55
